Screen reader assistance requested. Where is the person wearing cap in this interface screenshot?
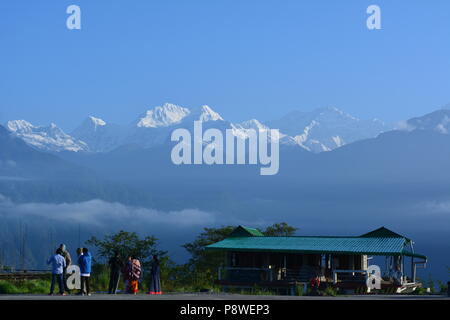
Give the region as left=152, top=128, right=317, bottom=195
left=58, top=244, right=72, bottom=293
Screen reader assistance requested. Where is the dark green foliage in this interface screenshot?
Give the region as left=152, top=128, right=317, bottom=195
left=321, top=286, right=338, bottom=296
left=412, top=287, right=428, bottom=295
left=0, top=281, right=19, bottom=294
left=425, top=273, right=436, bottom=293
left=86, top=230, right=168, bottom=293
left=436, top=280, right=448, bottom=294
left=89, top=264, right=111, bottom=292
left=263, top=222, right=298, bottom=237
left=182, top=225, right=235, bottom=289
left=86, top=230, right=166, bottom=264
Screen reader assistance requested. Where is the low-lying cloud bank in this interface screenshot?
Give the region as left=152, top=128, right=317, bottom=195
left=0, top=194, right=218, bottom=229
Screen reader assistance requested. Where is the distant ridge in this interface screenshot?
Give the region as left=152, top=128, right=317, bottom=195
left=6, top=103, right=393, bottom=153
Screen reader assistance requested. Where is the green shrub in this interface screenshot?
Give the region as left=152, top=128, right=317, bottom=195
left=17, top=280, right=51, bottom=294
left=412, top=287, right=428, bottom=295
left=0, top=281, right=20, bottom=294
left=322, top=286, right=338, bottom=297
left=295, top=283, right=306, bottom=296
left=251, top=285, right=275, bottom=296
left=436, top=280, right=448, bottom=294
left=89, top=264, right=110, bottom=292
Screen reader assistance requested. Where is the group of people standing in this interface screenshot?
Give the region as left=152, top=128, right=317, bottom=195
left=108, top=252, right=161, bottom=295
left=46, top=244, right=161, bottom=296
left=46, top=244, right=92, bottom=296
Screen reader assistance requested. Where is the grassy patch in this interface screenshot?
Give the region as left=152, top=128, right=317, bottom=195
left=0, top=279, right=51, bottom=294
left=412, top=287, right=428, bottom=295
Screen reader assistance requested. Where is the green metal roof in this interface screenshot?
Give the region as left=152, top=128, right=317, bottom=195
left=229, top=226, right=264, bottom=237
left=401, top=250, right=427, bottom=260
left=205, top=226, right=427, bottom=260
left=360, top=227, right=411, bottom=242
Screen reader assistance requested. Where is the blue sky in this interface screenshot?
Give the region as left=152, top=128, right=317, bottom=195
left=1, top=0, right=450, bottom=130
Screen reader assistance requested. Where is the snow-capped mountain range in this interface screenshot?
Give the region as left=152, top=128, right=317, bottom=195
left=5, top=103, right=396, bottom=153
left=6, top=120, right=89, bottom=152
left=266, top=107, right=391, bottom=153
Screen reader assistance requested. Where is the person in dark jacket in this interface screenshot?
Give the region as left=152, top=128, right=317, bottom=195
left=75, top=248, right=86, bottom=295
left=59, top=244, right=72, bottom=293
left=122, top=256, right=132, bottom=293
left=108, top=251, right=123, bottom=294
left=147, top=255, right=162, bottom=295
left=78, top=247, right=92, bottom=296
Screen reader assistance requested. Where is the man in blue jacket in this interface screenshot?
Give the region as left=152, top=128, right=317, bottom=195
left=47, top=248, right=67, bottom=296
left=78, top=247, right=92, bottom=296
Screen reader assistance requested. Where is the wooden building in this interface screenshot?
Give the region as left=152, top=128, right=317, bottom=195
left=205, top=226, right=427, bottom=295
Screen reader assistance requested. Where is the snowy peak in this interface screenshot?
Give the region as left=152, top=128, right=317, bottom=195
left=236, top=119, right=268, bottom=131
left=266, top=107, right=392, bottom=153
left=73, top=116, right=107, bottom=134
left=188, top=105, right=224, bottom=122
left=71, top=116, right=125, bottom=153
left=135, top=103, right=191, bottom=128
left=89, top=116, right=107, bottom=128
left=8, top=103, right=396, bottom=154
left=134, top=103, right=224, bottom=128
left=316, top=106, right=358, bottom=121
left=405, top=109, right=450, bottom=134
left=6, top=120, right=88, bottom=152
left=6, top=120, right=35, bottom=134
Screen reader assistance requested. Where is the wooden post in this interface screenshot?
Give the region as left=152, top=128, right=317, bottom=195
left=401, top=256, right=404, bottom=284
left=410, top=241, right=415, bottom=283
left=350, top=255, right=355, bottom=276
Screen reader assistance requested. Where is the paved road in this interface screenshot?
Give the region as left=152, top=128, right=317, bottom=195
left=0, top=293, right=448, bottom=300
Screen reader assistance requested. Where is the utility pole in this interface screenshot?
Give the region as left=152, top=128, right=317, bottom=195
left=18, top=220, right=24, bottom=270
left=19, top=222, right=27, bottom=270
left=49, top=228, right=54, bottom=255
left=0, top=244, right=4, bottom=269
left=78, top=224, right=81, bottom=248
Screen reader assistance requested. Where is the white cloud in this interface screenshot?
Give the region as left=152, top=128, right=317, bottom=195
left=394, top=120, right=414, bottom=131
left=420, top=200, right=450, bottom=214
left=0, top=195, right=216, bottom=228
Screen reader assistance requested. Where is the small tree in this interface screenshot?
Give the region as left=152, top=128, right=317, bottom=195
left=182, top=226, right=236, bottom=289
left=86, top=230, right=167, bottom=292
left=263, top=222, right=298, bottom=236
left=182, top=222, right=299, bottom=290
left=86, top=230, right=165, bottom=264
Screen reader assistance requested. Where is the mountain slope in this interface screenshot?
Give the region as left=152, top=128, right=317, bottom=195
left=6, top=120, right=88, bottom=152
left=0, top=124, right=90, bottom=180
left=266, top=107, right=392, bottom=152
left=0, top=124, right=156, bottom=205
left=71, top=116, right=127, bottom=153
left=405, top=109, right=450, bottom=134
